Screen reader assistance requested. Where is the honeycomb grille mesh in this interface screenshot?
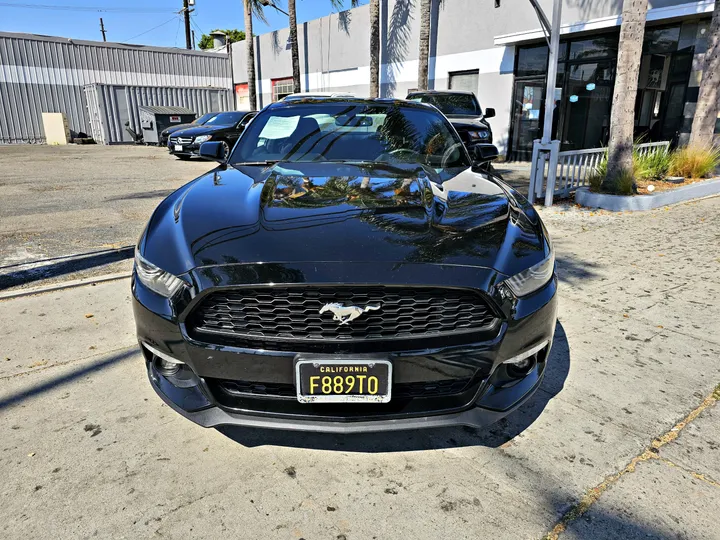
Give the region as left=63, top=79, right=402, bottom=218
left=186, top=286, right=497, bottom=351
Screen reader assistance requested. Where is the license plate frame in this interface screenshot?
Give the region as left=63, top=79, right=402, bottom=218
left=174, top=144, right=183, bottom=152
left=295, top=359, right=392, bottom=403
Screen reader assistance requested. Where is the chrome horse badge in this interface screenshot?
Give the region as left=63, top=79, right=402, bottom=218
left=319, top=303, right=381, bottom=325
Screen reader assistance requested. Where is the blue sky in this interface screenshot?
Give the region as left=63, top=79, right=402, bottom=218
left=0, top=0, right=367, bottom=47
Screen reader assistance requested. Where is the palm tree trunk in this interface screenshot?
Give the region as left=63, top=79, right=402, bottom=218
left=606, top=0, right=649, bottom=182
left=369, top=0, right=380, bottom=98
left=417, top=0, right=431, bottom=91
left=689, top=0, right=720, bottom=147
left=289, top=0, right=301, bottom=93
left=244, top=0, right=257, bottom=110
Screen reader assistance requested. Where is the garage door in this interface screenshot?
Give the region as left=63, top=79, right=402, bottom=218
left=448, top=70, right=479, bottom=94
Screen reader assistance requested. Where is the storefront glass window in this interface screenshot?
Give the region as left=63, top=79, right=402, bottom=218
left=645, top=26, right=681, bottom=54
left=568, top=36, right=618, bottom=61
left=516, top=45, right=549, bottom=77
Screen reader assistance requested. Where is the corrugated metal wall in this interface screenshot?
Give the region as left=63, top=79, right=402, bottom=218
left=84, top=84, right=231, bottom=144
left=0, top=31, right=232, bottom=144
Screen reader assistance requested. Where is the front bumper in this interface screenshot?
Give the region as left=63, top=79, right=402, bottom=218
left=133, top=262, right=558, bottom=433
left=168, top=142, right=200, bottom=156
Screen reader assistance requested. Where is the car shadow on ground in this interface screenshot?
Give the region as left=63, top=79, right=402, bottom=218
left=217, top=322, right=570, bottom=452
left=0, top=246, right=134, bottom=290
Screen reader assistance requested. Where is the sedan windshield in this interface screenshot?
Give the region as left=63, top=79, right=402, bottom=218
left=409, top=94, right=481, bottom=117
left=230, top=102, right=470, bottom=168
left=193, top=112, right=217, bottom=125
left=205, top=112, right=245, bottom=126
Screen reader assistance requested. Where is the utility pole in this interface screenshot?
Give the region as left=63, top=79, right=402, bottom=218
left=540, top=0, right=561, bottom=146
left=99, top=17, right=107, bottom=42
left=192, top=30, right=196, bottom=50
left=182, top=0, right=192, bottom=50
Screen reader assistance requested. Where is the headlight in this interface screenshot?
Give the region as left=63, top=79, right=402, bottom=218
left=467, top=130, right=490, bottom=140
left=503, top=251, right=555, bottom=297
left=134, top=249, right=185, bottom=298
left=193, top=135, right=212, bottom=144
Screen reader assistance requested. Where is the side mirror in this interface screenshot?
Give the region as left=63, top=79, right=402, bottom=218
left=483, top=107, right=496, bottom=119
left=471, top=143, right=499, bottom=164
left=199, top=141, right=227, bottom=162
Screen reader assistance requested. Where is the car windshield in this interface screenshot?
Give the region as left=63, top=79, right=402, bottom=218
left=230, top=102, right=470, bottom=169
left=409, top=94, right=481, bottom=117
left=193, top=112, right=217, bottom=125
left=205, top=112, right=244, bottom=126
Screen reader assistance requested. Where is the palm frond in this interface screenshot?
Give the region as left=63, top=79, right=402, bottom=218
left=329, top=0, right=359, bottom=11
left=247, top=0, right=269, bottom=25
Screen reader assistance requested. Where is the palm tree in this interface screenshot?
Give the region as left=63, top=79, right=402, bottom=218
left=243, top=0, right=267, bottom=111
left=605, top=0, right=650, bottom=187
left=288, top=0, right=301, bottom=93
left=286, top=1, right=358, bottom=95
left=369, top=0, right=380, bottom=97
left=689, top=0, right=720, bottom=147
left=417, top=0, right=431, bottom=91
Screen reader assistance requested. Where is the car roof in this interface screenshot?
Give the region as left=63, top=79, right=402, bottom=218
left=407, top=90, right=476, bottom=96
left=283, top=92, right=356, bottom=101
left=266, top=97, right=437, bottom=111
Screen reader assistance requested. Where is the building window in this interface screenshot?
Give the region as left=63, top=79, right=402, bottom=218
left=448, top=70, right=479, bottom=93
left=272, top=77, right=294, bottom=102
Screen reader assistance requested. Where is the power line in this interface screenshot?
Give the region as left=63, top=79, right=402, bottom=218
left=0, top=2, right=176, bottom=13
left=121, top=15, right=180, bottom=43
left=189, top=14, right=205, bottom=38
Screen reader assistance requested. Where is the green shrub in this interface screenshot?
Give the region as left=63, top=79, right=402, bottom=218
left=588, top=155, right=607, bottom=193
left=633, top=148, right=671, bottom=181
left=668, top=145, right=720, bottom=179
left=601, top=168, right=635, bottom=195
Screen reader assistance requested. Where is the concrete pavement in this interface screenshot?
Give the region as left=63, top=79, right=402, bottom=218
left=1, top=196, right=719, bottom=539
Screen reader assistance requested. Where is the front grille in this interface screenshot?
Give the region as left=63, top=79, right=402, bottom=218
left=214, top=378, right=473, bottom=400
left=185, top=286, right=499, bottom=353
left=169, top=136, right=192, bottom=144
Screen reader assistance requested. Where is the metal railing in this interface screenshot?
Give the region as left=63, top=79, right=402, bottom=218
left=529, top=140, right=671, bottom=205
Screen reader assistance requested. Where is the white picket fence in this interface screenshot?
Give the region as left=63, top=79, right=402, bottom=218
left=529, top=140, right=671, bottom=205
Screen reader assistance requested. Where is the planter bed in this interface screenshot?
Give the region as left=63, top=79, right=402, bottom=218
left=575, top=178, right=720, bottom=212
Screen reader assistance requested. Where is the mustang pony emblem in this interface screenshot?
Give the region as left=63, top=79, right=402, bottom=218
left=319, top=303, right=381, bottom=325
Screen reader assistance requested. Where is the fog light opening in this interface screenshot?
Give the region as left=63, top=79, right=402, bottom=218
left=155, top=356, right=181, bottom=376
left=505, top=355, right=537, bottom=378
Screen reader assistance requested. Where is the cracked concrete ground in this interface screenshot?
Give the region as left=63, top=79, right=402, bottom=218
left=1, top=146, right=719, bottom=538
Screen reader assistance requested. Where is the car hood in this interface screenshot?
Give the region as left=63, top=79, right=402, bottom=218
left=162, top=123, right=195, bottom=136
left=446, top=116, right=491, bottom=131
left=142, top=162, right=546, bottom=277
left=171, top=125, right=232, bottom=137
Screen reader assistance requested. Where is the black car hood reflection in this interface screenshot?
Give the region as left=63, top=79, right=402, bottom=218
left=143, top=162, right=546, bottom=277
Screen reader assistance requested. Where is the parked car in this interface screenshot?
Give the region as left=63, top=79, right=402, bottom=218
left=133, top=97, right=557, bottom=433
left=406, top=90, right=495, bottom=149
left=168, top=111, right=257, bottom=160
left=159, top=112, right=219, bottom=146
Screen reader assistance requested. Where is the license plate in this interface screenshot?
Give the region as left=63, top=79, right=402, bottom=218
left=174, top=144, right=183, bottom=152
left=295, top=359, right=392, bottom=403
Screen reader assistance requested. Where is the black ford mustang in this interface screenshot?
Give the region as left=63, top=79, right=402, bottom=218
left=133, top=98, right=557, bottom=433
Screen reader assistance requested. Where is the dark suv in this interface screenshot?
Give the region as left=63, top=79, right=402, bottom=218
left=168, top=111, right=256, bottom=160
left=407, top=90, right=495, bottom=150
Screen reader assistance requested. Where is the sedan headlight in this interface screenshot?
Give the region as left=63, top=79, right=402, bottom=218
left=134, top=249, right=185, bottom=298
left=193, top=135, right=212, bottom=144
left=467, top=130, right=490, bottom=140
left=503, top=251, right=555, bottom=297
